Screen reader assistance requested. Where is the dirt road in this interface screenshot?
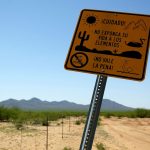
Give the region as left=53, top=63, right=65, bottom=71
left=95, top=117, right=150, bottom=150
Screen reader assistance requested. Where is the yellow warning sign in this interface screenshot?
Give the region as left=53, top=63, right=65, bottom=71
left=65, top=9, right=150, bottom=81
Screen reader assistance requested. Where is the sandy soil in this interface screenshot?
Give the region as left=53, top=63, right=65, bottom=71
left=0, top=117, right=150, bottom=150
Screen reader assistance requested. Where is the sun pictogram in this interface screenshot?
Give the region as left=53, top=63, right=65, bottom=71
left=82, top=14, right=99, bottom=27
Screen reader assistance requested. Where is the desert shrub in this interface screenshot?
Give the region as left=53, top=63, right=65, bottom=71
left=32, top=119, right=42, bottom=125
left=57, top=122, right=60, bottom=126
left=0, top=107, right=8, bottom=121
left=42, top=120, right=49, bottom=126
left=14, top=119, right=24, bottom=130
left=9, top=108, right=22, bottom=120
left=0, top=107, right=21, bottom=122
left=103, top=112, right=112, bottom=118
left=75, top=120, right=81, bottom=125
left=63, top=147, right=72, bottom=150
left=96, top=143, right=105, bottom=150
left=125, top=111, right=135, bottom=118
left=135, top=108, right=150, bottom=118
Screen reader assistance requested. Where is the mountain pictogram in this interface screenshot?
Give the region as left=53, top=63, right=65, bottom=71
left=124, top=19, right=147, bottom=31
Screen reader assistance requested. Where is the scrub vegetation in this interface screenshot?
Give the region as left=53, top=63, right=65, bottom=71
left=101, top=108, right=150, bottom=118
left=96, top=142, right=106, bottom=150
left=0, top=106, right=149, bottom=126
left=0, top=106, right=87, bottom=125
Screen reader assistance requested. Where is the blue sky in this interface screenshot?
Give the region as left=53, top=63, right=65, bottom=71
left=0, top=0, right=150, bottom=108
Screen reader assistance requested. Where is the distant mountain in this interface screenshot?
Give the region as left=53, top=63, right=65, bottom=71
left=0, top=97, right=133, bottom=111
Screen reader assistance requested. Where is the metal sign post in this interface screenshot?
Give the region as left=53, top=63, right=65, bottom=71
left=80, top=75, right=107, bottom=150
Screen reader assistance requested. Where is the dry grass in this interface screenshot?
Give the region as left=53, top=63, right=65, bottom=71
left=0, top=117, right=150, bottom=150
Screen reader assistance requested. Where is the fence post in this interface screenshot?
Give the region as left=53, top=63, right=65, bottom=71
left=46, top=116, right=48, bottom=150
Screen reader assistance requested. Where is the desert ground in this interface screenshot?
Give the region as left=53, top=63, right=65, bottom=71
left=0, top=117, right=150, bottom=150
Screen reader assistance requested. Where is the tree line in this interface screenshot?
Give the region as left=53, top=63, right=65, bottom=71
left=0, top=106, right=150, bottom=124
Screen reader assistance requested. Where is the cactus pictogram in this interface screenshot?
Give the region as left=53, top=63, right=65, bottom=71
left=78, top=31, right=89, bottom=46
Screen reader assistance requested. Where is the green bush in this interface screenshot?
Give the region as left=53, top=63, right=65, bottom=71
left=14, top=119, right=24, bottom=130
left=103, top=112, right=112, bottom=118
left=75, top=120, right=81, bottom=125
left=63, top=147, right=72, bottom=150
left=96, top=143, right=105, bottom=150
left=57, top=122, right=60, bottom=126
left=42, top=120, right=49, bottom=126
left=135, top=108, right=150, bottom=118
left=32, top=119, right=42, bottom=125
left=101, top=109, right=150, bottom=118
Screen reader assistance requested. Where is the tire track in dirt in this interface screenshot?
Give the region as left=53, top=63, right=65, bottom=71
left=108, top=125, right=150, bottom=143
left=103, top=118, right=150, bottom=150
